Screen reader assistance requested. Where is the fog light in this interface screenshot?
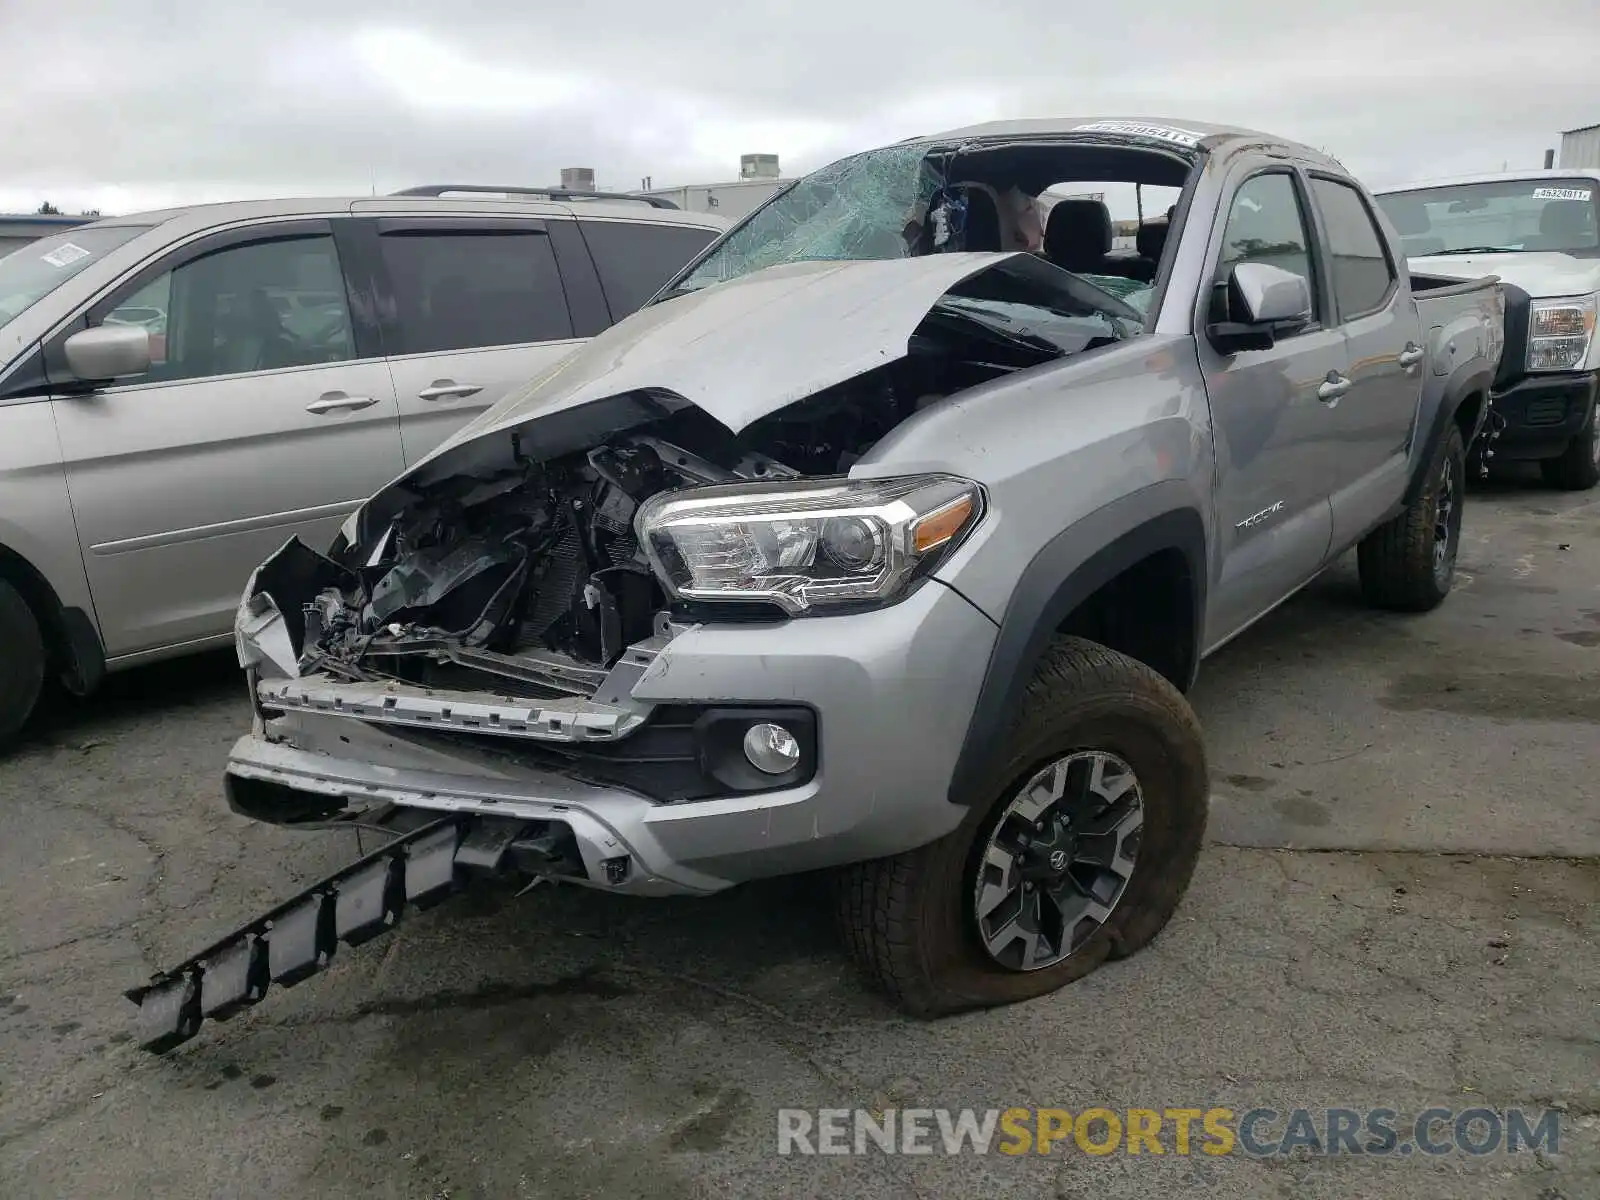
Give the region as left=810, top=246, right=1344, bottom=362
left=742, top=722, right=801, bottom=774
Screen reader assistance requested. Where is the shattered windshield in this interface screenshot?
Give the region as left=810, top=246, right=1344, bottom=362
left=674, top=143, right=942, bottom=292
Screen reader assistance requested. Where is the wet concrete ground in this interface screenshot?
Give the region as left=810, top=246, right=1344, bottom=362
left=1, top=471, right=1596, bottom=1199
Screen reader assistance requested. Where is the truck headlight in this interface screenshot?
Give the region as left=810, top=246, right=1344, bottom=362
left=1527, top=295, right=1596, bottom=372
left=637, top=474, right=984, bottom=614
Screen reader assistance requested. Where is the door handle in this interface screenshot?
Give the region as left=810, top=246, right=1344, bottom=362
left=1317, top=373, right=1353, bottom=404
left=417, top=380, right=483, bottom=401
left=305, top=392, right=379, bottom=414
left=1397, top=343, right=1425, bottom=369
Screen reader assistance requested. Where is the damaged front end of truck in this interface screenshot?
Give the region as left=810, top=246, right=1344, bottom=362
left=127, top=207, right=1149, bottom=1052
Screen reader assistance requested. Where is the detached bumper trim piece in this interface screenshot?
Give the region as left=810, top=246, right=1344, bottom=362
left=125, top=812, right=465, bottom=1054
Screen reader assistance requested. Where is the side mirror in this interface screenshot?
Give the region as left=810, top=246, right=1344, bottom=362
left=1208, top=262, right=1313, bottom=353
left=63, top=324, right=152, bottom=383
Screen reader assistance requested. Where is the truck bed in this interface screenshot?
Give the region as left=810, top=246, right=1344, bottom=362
left=1409, top=272, right=1506, bottom=456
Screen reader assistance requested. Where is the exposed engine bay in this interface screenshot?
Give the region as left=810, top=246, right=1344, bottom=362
left=287, top=347, right=1011, bottom=701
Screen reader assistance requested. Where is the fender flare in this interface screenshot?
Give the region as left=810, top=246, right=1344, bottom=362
left=945, top=482, right=1207, bottom=806
left=1402, top=363, right=1494, bottom=508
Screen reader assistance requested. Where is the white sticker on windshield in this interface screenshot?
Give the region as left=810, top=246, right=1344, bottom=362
left=40, top=242, right=92, bottom=268
left=1073, top=120, right=1204, bottom=148
left=1532, top=187, right=1590, bottom=201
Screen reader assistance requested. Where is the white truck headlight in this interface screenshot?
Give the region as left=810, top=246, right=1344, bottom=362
left=1527, top=295, right=1596, bottom=372
left=637, top=474, right=984, bottom=614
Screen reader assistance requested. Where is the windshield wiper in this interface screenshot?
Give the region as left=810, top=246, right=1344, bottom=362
left=1430, top=246, right=1520, bottom=255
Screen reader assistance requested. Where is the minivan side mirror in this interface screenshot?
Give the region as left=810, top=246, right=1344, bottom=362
left=1208, top=262, right=1313, bottom=353
left=63, top=324, right=152, bottom=383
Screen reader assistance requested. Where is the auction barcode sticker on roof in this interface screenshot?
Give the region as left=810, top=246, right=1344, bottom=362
left=1532, top=187, right=1591, bottom=201
left=40, top=242, right=92, bottom=268
left=1073, top=121, right=1204, bottom=148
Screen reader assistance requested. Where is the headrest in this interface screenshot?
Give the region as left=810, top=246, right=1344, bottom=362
left=1136, top=217, right=1170, bottom=262
left=1043, top=198, right=1112, bottom=269
left=1541, top=199, right=1593, bottom=241
left=1383, top=197, right=1431, bottom=237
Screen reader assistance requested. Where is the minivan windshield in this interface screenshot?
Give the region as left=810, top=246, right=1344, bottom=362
left=0, top=225, right=150, bottom=325
left=672, top=142, right=943, bottom=293
left=1375, top=179, right=1599, bottom=258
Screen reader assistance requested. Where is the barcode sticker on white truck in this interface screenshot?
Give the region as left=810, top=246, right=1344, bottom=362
left=1532, top=187, right=1590, bottom=201
left=40, top=242, right=92, bottom=268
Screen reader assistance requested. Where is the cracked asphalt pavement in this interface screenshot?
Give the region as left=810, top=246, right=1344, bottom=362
left=2, top=473, right=1596, bottom=1199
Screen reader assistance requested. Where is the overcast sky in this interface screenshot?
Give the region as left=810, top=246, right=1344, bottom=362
left=3, top=0, right=1597, bottom=217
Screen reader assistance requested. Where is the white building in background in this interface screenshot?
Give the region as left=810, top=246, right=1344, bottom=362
left=1558, top=123, right=1600, bottom=170
left=631, top=154, right=794, bottom=221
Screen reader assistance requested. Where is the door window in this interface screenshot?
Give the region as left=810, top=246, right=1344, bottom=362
left=578, top=220, right=721, bottom=318
left=104, top=234, right=355, bottom=385
left=1309, top=178, right=1396, bottom=319
left=378, top=228, right=573, bottom=354
left=1214, top=173, right=1318, bottom=325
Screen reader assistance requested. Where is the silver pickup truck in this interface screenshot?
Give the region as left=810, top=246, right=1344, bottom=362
left=130, top=117, right=1505, bottom=1049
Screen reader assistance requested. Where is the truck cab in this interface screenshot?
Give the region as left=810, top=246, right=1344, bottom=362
left=1374, top=170, right=1600, bottom=488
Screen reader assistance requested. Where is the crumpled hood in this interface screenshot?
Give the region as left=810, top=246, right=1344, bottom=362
left=1409, top=251, right=1600, bottom=299
left=409, top=252, right=1022, bottom=472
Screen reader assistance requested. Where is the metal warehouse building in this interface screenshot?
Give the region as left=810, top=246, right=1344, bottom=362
left=1559, top=123, right=1600, bottom=170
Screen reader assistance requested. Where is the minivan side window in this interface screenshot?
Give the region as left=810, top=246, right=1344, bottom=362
left=578, top=220, right=722, bottom=318
left=378, top=228, right=574, bottom=355
left=1214, top=173, right=1318, bottom=326
left=107, top=234, right=355, bottom=384
left=1309, top=178, right=1396, bottom=319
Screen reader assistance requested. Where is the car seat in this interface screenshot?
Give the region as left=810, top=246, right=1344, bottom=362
left=1042, top=198, right=1113, bottom=274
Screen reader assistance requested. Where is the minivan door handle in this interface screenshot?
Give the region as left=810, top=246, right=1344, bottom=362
left=1317, top=373, right=1353, bottom=405
left=417, top=380, right=483, bottom=401
left=1397, top=343, right=1425, bottom=369
left=305, top=392, right=380, bottom=414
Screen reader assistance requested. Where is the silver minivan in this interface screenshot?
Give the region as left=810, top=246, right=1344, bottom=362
left=0, top=187, right=728, bottom=743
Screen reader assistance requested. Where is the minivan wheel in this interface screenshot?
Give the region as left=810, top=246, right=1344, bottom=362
left=1539, top=411, right=1600, bottom=491
left=1356, top=422, right=1466, bottom=612
left=0, top=579, right=47, bottom=748
left=834, top=637, right=1209, bottom=1017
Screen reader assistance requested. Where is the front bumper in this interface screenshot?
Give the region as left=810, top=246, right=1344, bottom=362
left=226, top=578, right=999, bottom=896
left=1488, top=369, right=1599, bottom=459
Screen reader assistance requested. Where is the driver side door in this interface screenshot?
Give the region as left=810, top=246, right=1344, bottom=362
left=45, top=219, right=406, bottom=660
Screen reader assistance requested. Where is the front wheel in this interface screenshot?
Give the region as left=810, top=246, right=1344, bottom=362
left=834, top=637, right=1209, bottom=1017
left=0, top=579, right=47, bottom=749
left=1357, top=422, right=1466, bottom=612
left=1540, top=411, right=1600, bottom=491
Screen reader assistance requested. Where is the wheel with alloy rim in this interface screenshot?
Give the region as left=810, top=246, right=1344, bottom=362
left=1358, top=421, right=1466, bottom=612
left=973, top=751, right=1143, bottom=971
left=1540, top=410, right=1600, bottom=491
left=834, top=637, right=1209, bottom=1017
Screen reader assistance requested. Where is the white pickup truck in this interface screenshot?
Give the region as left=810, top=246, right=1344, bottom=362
left=1375, top=170, right=1600, bottom=488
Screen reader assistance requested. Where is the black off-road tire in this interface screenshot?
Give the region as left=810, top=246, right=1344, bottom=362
left=834, top=637, right=1209, bottom=1018
left=1539, top=412, right=1600, bottom=491
left=0, top=579, right=47, bottom=748
left=1357, top=423, right=1466, bottom=612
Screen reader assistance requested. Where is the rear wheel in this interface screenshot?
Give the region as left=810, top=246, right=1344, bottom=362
left=834, top=637, right=1209, bottom=1017
left=1539, top=411, right=1600, bottom=491
left=1357, top=422, right=1465, bottom=612
left=0, top=579, right=47, bottom=749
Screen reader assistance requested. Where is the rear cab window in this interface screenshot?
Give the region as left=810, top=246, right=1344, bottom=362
left=377, top=225, right=574, bottom=355
left=578, top=220, right=721, bottom=319
left=1309, top=178, right=1396, bottom=318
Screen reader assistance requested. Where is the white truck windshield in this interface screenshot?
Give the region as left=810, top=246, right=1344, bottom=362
left=1376, top=179, right=1599, bottom=257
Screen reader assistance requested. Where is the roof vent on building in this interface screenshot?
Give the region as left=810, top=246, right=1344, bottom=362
left=559, top=167, right=596, bottom=193
left=739, top=154, right=781, bottom=180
